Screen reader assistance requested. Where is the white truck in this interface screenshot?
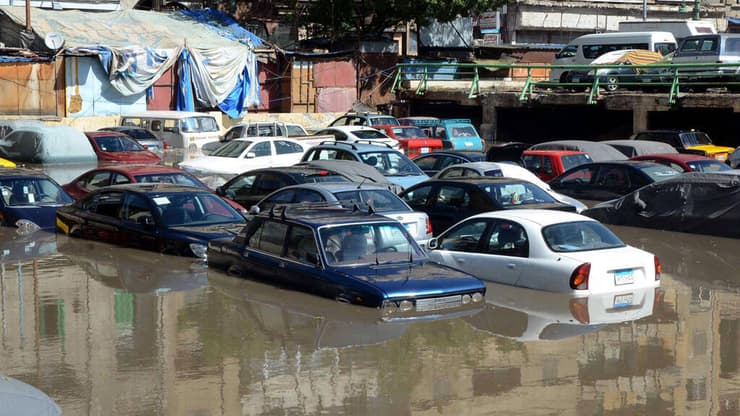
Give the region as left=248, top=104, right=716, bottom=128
left=618, top=20, right=716, bottom=43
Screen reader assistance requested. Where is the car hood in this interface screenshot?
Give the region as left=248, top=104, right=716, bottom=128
left=166, top=222, right=246, bottom=241
left=2, top=205, right=63, bottom=230
left=386, top=174, right=429, bottom=191
left=338, top=260, right=485, bottom=298
left=686, top=144, right=734, bottom=157
left=180, top=156, right=265, bottom=175
left=98, top=150, right=161, bottom=163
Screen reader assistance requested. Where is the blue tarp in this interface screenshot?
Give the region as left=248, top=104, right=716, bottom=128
left=176, top=49, right=195, bottom=112
left=174, top=9, right=264, bottom=48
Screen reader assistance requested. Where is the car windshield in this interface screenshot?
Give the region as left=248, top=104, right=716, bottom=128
left=680, top=132, right=712, bottom=146
left=133, top=173, right=205, bottom=188
left=370, top=117, right=399, bottom=126
left=353, top=130, right=388, bottom=140
left=686, top=160, right=731, bottom=173
left=562, top=154, right=592, bottom=170
left=359, top=152, right=423, bottom=176
left=639, top=165, right=681, bottom=182
left=334, top=190, right=410, bottom=212
left=154, top=192, right=243, bottom=226
left=319, top=222, right=424, bottom=266
left=211, top=140, right=252, bottom=158
left=93, top=135, right=145, bottom=152
left=120, top=129, right=157, bottom=141
left=0, top=177, right=73, bottom=206
left=477, top=182, right=557, bottom=206
left=181, top=117, right=220, bottom=133
left=286, top=125, right=308, bottom=136
left=391, top=127, right=426, bottom=138
left=542, top=221, right=625, bottom=252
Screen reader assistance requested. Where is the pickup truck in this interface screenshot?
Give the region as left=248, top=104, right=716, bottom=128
left=521, top=150, right=592, bottom=182
left=374, top=125, right=443, bottom=158
left=399, top=118, right=485, bottom=152
left=202, top=121, right=333, bottom=155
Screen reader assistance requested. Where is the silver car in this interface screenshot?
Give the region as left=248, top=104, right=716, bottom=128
left=250, top=182, right=432, bottom=244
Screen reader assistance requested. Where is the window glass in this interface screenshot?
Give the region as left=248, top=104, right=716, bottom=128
left=436, top=186, right=471, bottom=209
left=687, top=160, right=730, bottom=173
left=163, top=119, right=177, bottom=133
left=638, top=165, right=681, bottom=182
left=478, top=182, right=556, bottom=206
left=413, top=155, right=438, bottom=170
left=391, top=126, right=425, bottom=138
left=320, top=223, right=422, bottom=266
left=0, top=177, right=72, bottom=206
left=359, top=151, right=422, bottom=175
left=112, top=173, right=132, bottom=185
left=286, top=125, right=307, bottom=136
left=597, top=167, right=630, bottom=187
left=92, top=191, right=124, bottom=217
left=85, top=171, right=112, bottom=190
left=257, top=221, right=289, bottom=255
left=556, top=45, right=578, bottom=59
left=438, top=156, right=461, bottom=169
left=523, top=155, right=543, bottom=171
left=224, top=174, right=256, bottom=197
left=334, top=190, right=408, bottom=212
left=150, top=120, right=162, bottom=131
left=561, top=154, right=591, bottom=171
left=255, top=173, right=290, bottom=194
left=700, top=39, right=717, bottom=51
left=353, top=130, right=388, bottom=139
left=655, top=42, right=676, bottom=55
left=542, top=221, right=625, bottom=252
left=122, top=193, right=152, bottom=222
left=275, top=140, right=303, bottom=155
left=121, top=117, right=142, bottom=127
left=285, top=225, right=319, bottom=265
left=212, top=140, right=252, bottom=158
left=154, top=192, right=242, bottom=226
left=488, top=221, right=529, bottom=257
left=438, top=220, right=488, bottom=252
left=293, top=189, right=324, bottom=203
left=401, top=185, right=433, bottom=207
left=682, top=39, right=701, bottom=52
left=250, top=141, right=272, bottom=157
left=223, top=126, right=244, bottom=141
left=559, top=167, right=595, bottom=185
left=134, top=173, right=203, bottom=187
left=439, top=167, right=465, bottom=178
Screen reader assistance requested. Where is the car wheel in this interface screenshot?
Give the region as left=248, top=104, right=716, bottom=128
left=604, top=76, right=619, bottom=92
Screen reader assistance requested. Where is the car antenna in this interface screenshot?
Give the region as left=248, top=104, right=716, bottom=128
left=356, top=177, right=367, bottom=189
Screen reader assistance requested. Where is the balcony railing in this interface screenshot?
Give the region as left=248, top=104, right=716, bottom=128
left=390, top=62, right=740, bottom=104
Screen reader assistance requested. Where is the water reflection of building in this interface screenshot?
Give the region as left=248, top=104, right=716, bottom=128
left=1, top=228, right=740, bottom=414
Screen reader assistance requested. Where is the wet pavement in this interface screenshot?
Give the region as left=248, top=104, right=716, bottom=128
left=2, top=164, right=740, bottom=415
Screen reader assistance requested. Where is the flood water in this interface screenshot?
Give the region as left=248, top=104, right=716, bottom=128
left=2, top=165, right=740, bottom=415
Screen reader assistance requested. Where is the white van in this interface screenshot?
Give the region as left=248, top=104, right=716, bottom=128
left=618, top=20, right=716, bottom=43
left=549, top=31, right=677, bottom=82
left=120, top=111, right=221, bottom=151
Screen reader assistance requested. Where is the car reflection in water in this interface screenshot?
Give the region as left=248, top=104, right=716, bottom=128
left=465, top=282, right=660, bottom=341
left=0, top=374, right=62, bottom=416
left=208, top=271, right=484, bottom=350
left=0, top=228, right=58, bottom=263
left=56, top=236, right=208, bottom=295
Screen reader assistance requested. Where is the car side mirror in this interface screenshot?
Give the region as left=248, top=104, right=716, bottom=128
left=427, top=238, right=438, bottom=250
left=246, top=152, right=256, bottom=159
left=137, top=214, right=155, bottom=227
left=249, top=205, right=260, bottom=215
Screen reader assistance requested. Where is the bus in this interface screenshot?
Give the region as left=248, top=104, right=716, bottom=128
left=549, top=31, right=677, bottom=82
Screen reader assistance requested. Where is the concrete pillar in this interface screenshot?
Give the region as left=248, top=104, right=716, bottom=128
left=632, top=106, right=649, bottom=135
left=480, top=95, right=498, bottom=145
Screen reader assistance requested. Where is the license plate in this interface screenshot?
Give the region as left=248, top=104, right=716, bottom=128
left=421, top=147, right=430, bottom=154
left=416, top=295, right=462, bottom=312
left=614, top=269, right=634, bottom=285
left=404, top=222, right=417, bottom=236
left=464, top=142, right=473, bottom=147
left=613, top=293, right=634, bottom=308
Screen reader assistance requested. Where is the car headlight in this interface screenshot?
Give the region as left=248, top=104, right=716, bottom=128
left=398, top=300, right=413, bottom=312
left=462, top=294, right=472, bottom=304
left=15, top=219, right=40, bottom=235
left=381, top=300, right=398, bottom=315
left=189, top=243, right=208, bottom=259
left=472, top=292, right=484, bottom=303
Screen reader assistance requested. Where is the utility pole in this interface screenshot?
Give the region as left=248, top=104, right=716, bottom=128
left=692, top=0, right=701, bottom=20
left=25, top=0, right=31, bottom=31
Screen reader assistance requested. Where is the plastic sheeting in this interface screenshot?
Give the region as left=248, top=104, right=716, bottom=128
left=0, top=124, right=96, bottom=163
left=0, top=6, right=261, bottom=117
left=529, top=140, right=628, bottom=162
left=584, top=172, right=740, bottom=238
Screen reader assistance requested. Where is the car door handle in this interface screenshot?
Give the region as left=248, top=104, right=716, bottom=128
left=507, top=263, right=516, bottom=269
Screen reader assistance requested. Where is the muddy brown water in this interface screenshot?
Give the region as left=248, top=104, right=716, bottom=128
left=2, top=165, right=740, bottom=415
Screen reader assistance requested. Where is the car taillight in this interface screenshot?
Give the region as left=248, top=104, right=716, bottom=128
left=426, top=216, right=433, bottom=235
left=654, top=256, right=661, bottom=281
left=569, top=263, right=590, bottom=290
left=569, top=297, right=590, bottom=324
left=163, top=140, right=169, bottom=149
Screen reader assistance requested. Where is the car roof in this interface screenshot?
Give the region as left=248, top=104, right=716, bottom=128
left=415, top=177, right=532, bottom=186
left=100, top=183, right=213, bottom=194
left=277, top=182, right=391, bottom=193
left=413, top=151, right=486, bottom=160
left=0, top=167, right=52, bottom=179
left=522, top=149, right=588, bottom=156
left=100, top=126, right=150, bottom=132
left=236, top=165, right=345, bottom=177
left=255, top=206, right=398, bottom=227
left=85, top=164, right=188, bottom=175
left=85, top=131, right=128, bottom=138
left=323, top=126, right=384, bottom=132
left=631, top=153, right=717, bottom=162
left=570, top=160, right=664, bottom=169
left=311, top=142, right=397, bottom=152
left=466, top=209, right=595, bottom=227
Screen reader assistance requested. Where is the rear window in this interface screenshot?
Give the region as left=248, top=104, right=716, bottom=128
left=561, top=154, right=592, bottom=171
left=679, top=132, right=712, bottom=146
left=353, top=130, right=388, bottom=139
left=477, top=182, right=557, bottom=206
left=334, top=189, right=409, bottom=212
left=212, top=140, right=252, bottom=158
left=391, top=127, right=426, bottom=138
left=639, top=165, right=681, bottom=182
left=542, top=221, right=625, bottom=253
left=686, top=160, right=730, bottom=173
left=370, top=116, right=399, bottom=126
left=134, top=173, right=205, bottom=188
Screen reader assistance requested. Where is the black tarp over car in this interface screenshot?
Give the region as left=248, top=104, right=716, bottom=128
left=584, top=172, right=740, bottom=238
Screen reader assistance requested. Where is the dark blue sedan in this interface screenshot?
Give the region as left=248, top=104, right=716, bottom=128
left=207, top=207, right=486, bottom=318
left=0, top=168, right=73, bottom=231
left=56, top=183, right=246, bottom=257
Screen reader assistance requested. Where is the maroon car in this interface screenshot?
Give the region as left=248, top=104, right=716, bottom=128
left=630, top=153, right=731, bottom=173
left=84, top=131, right=162, bottom=164
left=63, top=164, right=246, bottom=213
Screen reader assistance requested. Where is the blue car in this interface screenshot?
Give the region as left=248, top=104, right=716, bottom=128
left=0, top=168, right=73, bottom=231
left=207, top=207, right=486, bottom=319
left=55, top=183, right=247, bottom=257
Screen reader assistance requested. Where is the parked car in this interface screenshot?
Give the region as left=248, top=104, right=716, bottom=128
left=373, top=125, right=444, bottom=158
left=629, top=153, right=731, bottom=173
left=215, top=165, right=351, bottom=210
left=202, top=121, right=331, bottom=155
left=399, top=177, right=576, bottom=234
left=568, top=49, right=667, bottom=92
left=0, top=157, right=15, bottom=167
left=412, top=151, right=487, bottom=176
left=61, top=164, right=246, bottom=213
left=631, top=129, right=735, bottom=161
left=55, top=183, right=247, bottom=257
left=98, top=126, right=168, bottom=151
left=727, top=147, right=740, bottom=168
left=603, top=139, right=677, bottom=158
left=207, top=206, right=486, bottom=317
left=0, top=124, right=97, bottom=164
left=0, top=168, right=73, bottom=231
left=528, top=140, right=627, bottom=162
left=428, top=119, right=485, bottom=151
left=179, top=137, right=305, bottom=176
left=426, top=209, right=661, bottom=294
left=328, top=112, right=399, bottom=127
left=312, top=126, right=400, bottom=149
left=120, top=111, right=221, bottom=151
left=584, top=172, right=740, bottom=238
left=84, top=131, right=162, bottom=164
left=250, top=182, right=433, bottom=243
left=549, top=160, right=680, bottom=202
left=671, top=34, right=740, bottom=89
left=301, top=142, right=429, bottom=190
left=521, top=150, right=592, bottom=181
left=433, top=161, right=587, bottom=212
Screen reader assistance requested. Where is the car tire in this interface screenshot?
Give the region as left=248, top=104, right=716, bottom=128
left=605, top=76, right=619, bottom=92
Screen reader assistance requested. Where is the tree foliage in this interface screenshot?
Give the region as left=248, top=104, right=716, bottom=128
left=293, top=0, right=506, bottom=41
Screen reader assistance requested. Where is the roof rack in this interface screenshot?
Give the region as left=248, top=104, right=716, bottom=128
left=260, top=201, right=378, bottom=220
left=351, top=140, right=394, bottom=149
left=317, top=141, right=359, bottom=150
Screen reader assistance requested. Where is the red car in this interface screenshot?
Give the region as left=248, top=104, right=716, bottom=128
left=84, top=131, right=162, bottom=164
left=62, top=164, right=246, bottom=213
left=630, top=153, right=732, bottom=173
left=374, top=125, right=443, bottom=159
left=522, top=150, right=592, bottom=182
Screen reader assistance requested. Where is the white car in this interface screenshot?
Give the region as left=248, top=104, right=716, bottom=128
left=427, top=209, right=660, bottom=294
left=179, top=138, right=305, bottom=176
left=434, top=161, right=588, bottom=213
left=313, top=126, right=400, bottom=150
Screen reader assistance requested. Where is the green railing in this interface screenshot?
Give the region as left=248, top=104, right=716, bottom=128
left=390, top=62, right=740, bottom=105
